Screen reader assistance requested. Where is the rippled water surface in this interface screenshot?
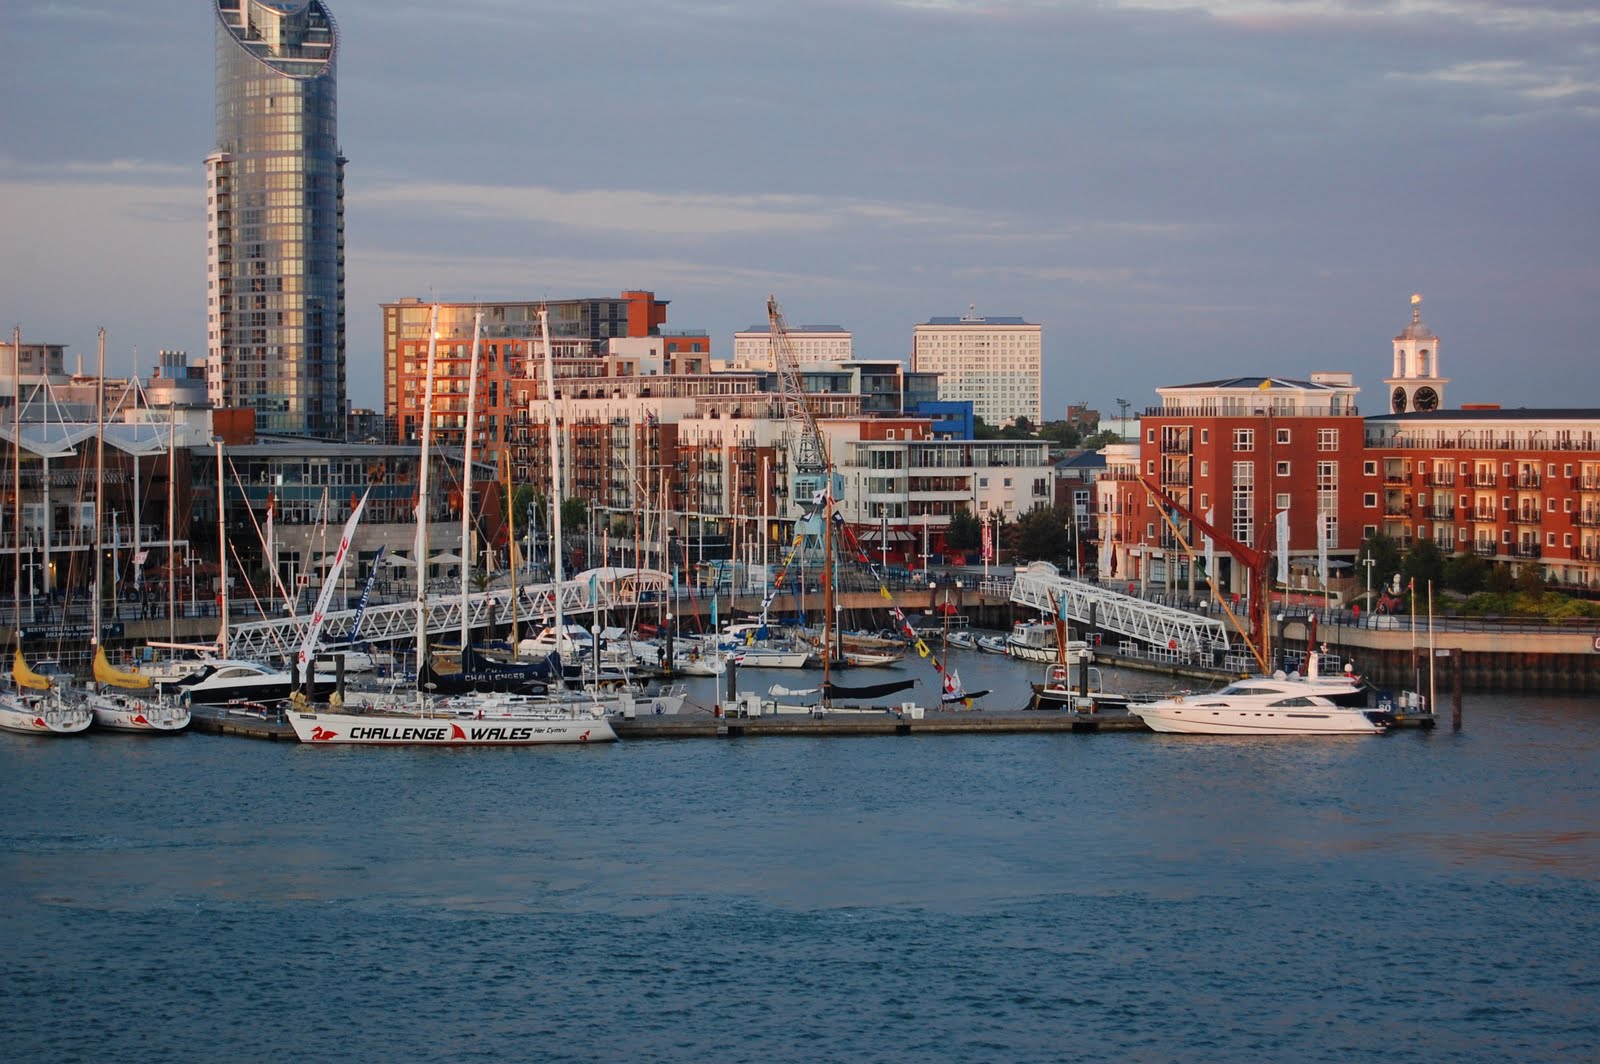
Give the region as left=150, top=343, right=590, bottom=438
left=3, top=680, right=1596, bottom=1063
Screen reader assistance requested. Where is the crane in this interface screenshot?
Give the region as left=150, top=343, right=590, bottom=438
left=1136, top=475, right=1273, bottom=673
left=767, top=294, right=831, bottom=516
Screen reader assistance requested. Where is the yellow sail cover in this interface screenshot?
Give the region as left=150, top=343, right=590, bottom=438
left=94, top=646, right=153, bottom=690
left=13, top=648, right=52, bottom=691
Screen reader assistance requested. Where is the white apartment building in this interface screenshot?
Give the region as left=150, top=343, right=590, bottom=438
left=732, top=324, right=852, bottom=371
left=911, top=310, right=1041, bottom=428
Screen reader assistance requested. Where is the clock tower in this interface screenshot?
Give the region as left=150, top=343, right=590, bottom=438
left=1383, top=293, right=1449, bottom=413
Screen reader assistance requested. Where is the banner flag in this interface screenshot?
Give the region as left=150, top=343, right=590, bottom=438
left=1276, top=507, right=1290, bottom=584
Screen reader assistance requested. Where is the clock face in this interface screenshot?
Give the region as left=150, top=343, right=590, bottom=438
left=1392, top=386, right=1408, bottom=413
left=1414, top=386, right=1439, bottom=412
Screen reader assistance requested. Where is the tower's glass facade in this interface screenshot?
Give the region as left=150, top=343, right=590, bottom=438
left=208, top=0, right=345, bottom=438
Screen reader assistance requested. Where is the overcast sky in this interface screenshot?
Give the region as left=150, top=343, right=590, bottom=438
left=2, top=0, right=1596, bottom=419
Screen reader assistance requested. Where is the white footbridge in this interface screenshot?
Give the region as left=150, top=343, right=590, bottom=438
left=1008, top=562, right=1230, bottom=655
left=223, top=567, right=671, bottom=663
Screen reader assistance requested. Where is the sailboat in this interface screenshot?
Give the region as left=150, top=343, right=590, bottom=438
left=1, top=327, right=91, bottom=736
left=82, top=338, right=188, bottom=732
left=284, top=304, right=617, bottom=745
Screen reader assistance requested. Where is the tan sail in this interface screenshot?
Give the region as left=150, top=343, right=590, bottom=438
left=94, top=646, right=153, bottom=690
left=13, top=648, right=51, bottom=691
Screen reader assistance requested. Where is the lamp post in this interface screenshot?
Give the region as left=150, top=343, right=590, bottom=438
left=1362, top=553, right=1375, bottom=621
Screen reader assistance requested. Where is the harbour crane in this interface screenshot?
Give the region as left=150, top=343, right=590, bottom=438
left=1137, top=475, right=1273, bottom=673
left=767, top=294, right=831, bottom=516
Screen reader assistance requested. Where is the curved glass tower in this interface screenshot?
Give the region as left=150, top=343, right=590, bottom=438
left=207, top=0, right=345, bottom=438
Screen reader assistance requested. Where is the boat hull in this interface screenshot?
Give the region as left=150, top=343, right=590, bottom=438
left=90, top=695, right=191, bottom=733
left=285, top=708, right=618, bottom=745
left=0, top=694, right=93, bottom=735
left=1131, top=703, right=1382, bottom=735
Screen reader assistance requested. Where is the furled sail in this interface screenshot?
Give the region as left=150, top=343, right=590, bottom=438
left=13, top=648, right=51, bottom=691
left=94, top=646, right=153, bottom=690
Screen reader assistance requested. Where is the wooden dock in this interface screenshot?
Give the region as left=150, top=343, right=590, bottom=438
left=185, top=704, right=1149, bottom=741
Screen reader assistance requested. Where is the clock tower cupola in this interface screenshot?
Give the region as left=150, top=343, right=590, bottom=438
left=1383, top=293, right=1449, bottom=413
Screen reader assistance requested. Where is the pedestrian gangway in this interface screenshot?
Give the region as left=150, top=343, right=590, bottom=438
left=223, top=567, right=671, bottom=663
left=1009, top=562, right=1230, bottom=655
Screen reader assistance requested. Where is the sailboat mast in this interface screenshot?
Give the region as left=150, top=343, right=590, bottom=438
left=167, top=401, right=176, bottom=646
left=11, top=326, right=21, bottom=649
left=541, top=308, right=565, bottom=645
left=415, top=305, right=439, bottom=699
left=459, top=312, right=481, bottom=653
left=822, top=493, right=833, bottom=699
left=506, top=452, right=518, bottom=648
left=93, top=329, right=106, bottom=654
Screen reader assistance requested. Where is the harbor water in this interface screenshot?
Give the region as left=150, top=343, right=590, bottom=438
left=2, top=647, right=1596, bottom=1062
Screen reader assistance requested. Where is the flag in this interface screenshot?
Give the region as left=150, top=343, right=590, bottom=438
left=981, top=517, right=993, bottom=562
left=1275, top=507, right=1290, bottom=583
left=296, top=489, right=370, bottom=682
left=1058, top=592, right=1068, bottom=623
left=350, top=544, right=384, bottom=642
left=1317, top=513, right=1329, bottom=586
left=1203, top=507, right=1215, bottom=579
left=1257, top=378, right=1272, bottom=391
left=710, top=591, right=718, bottom=630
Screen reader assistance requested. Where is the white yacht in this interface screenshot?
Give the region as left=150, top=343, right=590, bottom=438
left=1130, top=675, right=1390, bottom=736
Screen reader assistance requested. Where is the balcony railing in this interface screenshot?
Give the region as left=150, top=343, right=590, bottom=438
left=1574, top=511, right=1600, bottom=528
left=1383, top=504, right=1411, bottom=517
left=1471, top=472, right=1498, bottom=487
left=1424, top=472, right=1456, bottom=487
left=1383, top=473, right=1410, bottom=485
left=1429, top=506, right=1455, bottom=519
left=1511, top=510, right=1544, bottom=526
left=1470, top=508, right=1499, bottom=522
left=1513, top=474, right=1543, bottom=490
left=1474, top=543, right=1498, bottom=558
left=1513, top=543, right=1542, bottom=559
left=1573, top=476, right=1600, bottom=492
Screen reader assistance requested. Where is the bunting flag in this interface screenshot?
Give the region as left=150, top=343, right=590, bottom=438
left=914, top=638, right=931, bottom=658
left=981, top=517, right=993, bottom=562
left=349, top=544, right=385, bottom=642
left=1275, top=507, right=1290, bottom=583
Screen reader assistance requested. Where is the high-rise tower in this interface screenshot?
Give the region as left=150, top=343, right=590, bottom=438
left=207, top=0, right=345, bottom=438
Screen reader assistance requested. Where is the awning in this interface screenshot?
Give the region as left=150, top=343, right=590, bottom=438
left=858, top=529, right=916, bottom=543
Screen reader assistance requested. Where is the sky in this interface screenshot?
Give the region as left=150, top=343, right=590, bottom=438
left=2, top=0, right=1597, bottom=421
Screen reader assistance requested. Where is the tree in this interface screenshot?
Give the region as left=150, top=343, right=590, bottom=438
left=1081, top=429, right=1123, bottom=450
left=1442, top=551, right=1488, bottom=595
left=1358, top=533, right=1403, bottom=600
left=999, top=416, right=1037, bottom=440
left=1013, top=504, right=1073, bottom=564
left=972, top=416, right=1000, bottom=441
left=505, top=484, right=540, bottom=538
left=1401, top=538, right=1445, bottom=593
left=560, top=496, right=589, bottom=533
left=1037, top=420, right=1082, bottom=448
left=945, top=506, right=981, bottom=551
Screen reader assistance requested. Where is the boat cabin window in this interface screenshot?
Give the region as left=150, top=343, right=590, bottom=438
left=1269, top=697, right=1316, bottom=707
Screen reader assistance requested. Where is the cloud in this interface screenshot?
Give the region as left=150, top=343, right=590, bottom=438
left=1391, top=59, right=1600, bottom=106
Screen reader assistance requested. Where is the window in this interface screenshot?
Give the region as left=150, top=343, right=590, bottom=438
left=1547, top=532, right=1557, bottom=546
left=1276, top=461, right=1290, bottom=477
left=1564, top=533, right=1574, bottom=547
left=1235, top=429, right=1254, bottom=452
left=1364, top=461, right=1377, bottom=476
left=1200, top=494, right=1210, bottom=509
left=1276, top=493, right=1291, bottom=509
left=1147, top=461, right=1155, bottom=475
left=1147, top=523, right=1155, bottom=538
left=1276, top=428, right=1291, bottom=445
left=1147, top=429, right=1156, bottom=443
left=1318, top=428, right=1338, bottom=451
left=1201, top=429, right=1210, bottom=444
left=1363, top=524, right=1378, bottom=539
left=1364, top=493, right=1378, bottom=507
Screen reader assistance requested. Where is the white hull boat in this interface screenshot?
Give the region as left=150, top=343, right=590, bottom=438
left=976, top=634, right=1010, bottom=655
left=732, top=647, right=812, bottom=669
left=1130, top=677, right=1388, bottom=736
left=945, top=630, right=977, bottom=650
left=89, top=692, right=190, bottom=733
left=285, top=699, right=617, bottom=745
left=0, top=689, right=93, bottom=735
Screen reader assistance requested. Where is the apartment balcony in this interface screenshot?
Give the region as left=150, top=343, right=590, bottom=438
left=1510, top=509, right=1544, bottom=526
left=1574, top=511, right=1600, bottom=528
left=1513, top=542, right=1542, bottom=559
left=1580, top=545, right=1597, bottom=561
left=1573, top=476, right=1600, bottom=492
left=1474, top=543, right=1498, bottom=558
left=1160, top=471, right=1193, bottom=487
left=1471, top=472, right=1498, bottom=488
left=1424, top=472, right=1456, bottom=487
left=1159, top=439, right=1191, bottom=455
left=1513, top=473, right=1542, bottom=489
left=1469, top=508, right=1499, bottom=522
left=1383, top=503, right=1411, bottom=517
left=1383, top=473, right=1410, bottom=486
left=1429, top=506, right=1455, bottom=520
